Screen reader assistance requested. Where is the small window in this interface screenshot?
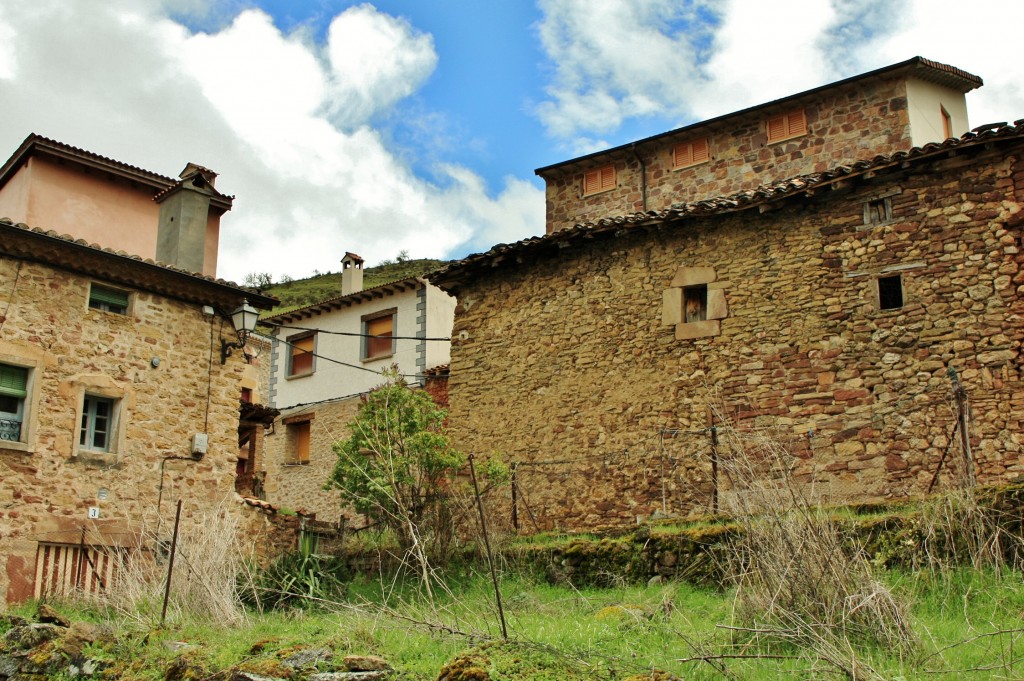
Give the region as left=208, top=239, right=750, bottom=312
left=878, top=274, right=904, bottom=310
left=240, top=388, right=253, bottom=404
left=684, top=285, right=707, bottom=323
left=672, top=138, right=710, bottom=169
left=88, top=285, right=129, bottom=315
left=941, top=106, right=953, bottom=140
left=288, top=333, right=315, bottom=377
left=80, top=395, right=116, bottom=453
left=582, top=165, right=616, bottom=196
left=363, top=313, right=395, bottom=360
left=0, top=363, right=28, bottom=443
left=286, top=420, right=311, bottom=464
left=766, top=108, right=807, bottom=143
left=865, top=198, right=892, bottom=225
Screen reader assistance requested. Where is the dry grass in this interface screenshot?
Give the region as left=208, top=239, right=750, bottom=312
left=711, top=416, right=916, bottom=679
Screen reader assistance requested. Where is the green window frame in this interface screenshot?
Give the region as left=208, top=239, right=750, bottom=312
left=0, top=363, right=27, bottom=443
left=89, top=285, right=129, bottom=315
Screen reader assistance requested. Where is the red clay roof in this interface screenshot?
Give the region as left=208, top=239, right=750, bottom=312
left=261, top=276, right=423, bottom=324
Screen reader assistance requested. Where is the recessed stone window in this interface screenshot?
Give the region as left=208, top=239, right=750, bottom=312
left=662, top=266, right=728, bottom=339
left=283, top=413, right=314, bottom=465
left=878, top=274, right=904, bottom=310
left=864, top=197, right=892, bottom=225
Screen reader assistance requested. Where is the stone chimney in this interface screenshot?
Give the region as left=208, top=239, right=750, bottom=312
left=155, top=164, right=220, bottom=274
left=341, top=252, right=364, bottom=295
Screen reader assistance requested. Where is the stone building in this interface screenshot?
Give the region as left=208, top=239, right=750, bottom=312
left=536, top=57, right=981, bottom=235
left=0, top=218, right=276, bottom=603
left=260, top=252, right=455, bottom=520
left=430, top=123, right=1024, bottom=531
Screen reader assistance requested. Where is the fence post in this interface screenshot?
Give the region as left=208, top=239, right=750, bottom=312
left=948, top=367, right=976, bottom=487
left=510, top=463, right=519, bottom=533
left=161, top=499, right=183, bottom=626
left=708, top=409, right=719, bottom=515
left=469, top=454, right=508, bottom=639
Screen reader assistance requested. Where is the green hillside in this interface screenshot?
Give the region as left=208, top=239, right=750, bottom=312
left=261, top=258, right=448, bottom=316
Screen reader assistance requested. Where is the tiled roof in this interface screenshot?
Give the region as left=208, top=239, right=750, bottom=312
left=0, top=217, right=277, bottom=310
left=434, top=120, right=1024, bottom=292
left=535, top=57, right=983, bottom=176
left=262, top=276, right=424, bottom=324
left=0, top=133, right=176, bottom=190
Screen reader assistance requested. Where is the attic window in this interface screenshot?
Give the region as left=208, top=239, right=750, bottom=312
left=582, top=165, right=616, bottom=196
left=672, top=138, right=710, bottom=169
left=864, top=197, right=892, bottom=224
left=878, top=274, right=903, bottom=310
left=766, top=108, right=807, bottom=143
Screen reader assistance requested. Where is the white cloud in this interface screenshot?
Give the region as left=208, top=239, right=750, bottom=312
left=0, top=1, right=544, bottom=282
left=535, top=0, right=1024, bottom=153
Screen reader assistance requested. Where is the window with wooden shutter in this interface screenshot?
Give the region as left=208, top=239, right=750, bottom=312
left=672, top=138, right=710, bottom=169
left=88, top=284, right=129, bottom=314
left=364, top=314, right=395, bottom=360
left=288, top=333, right=315, bottom=377
left=292, top=421, right=310, bottom=464
left=766, top=108, right=807, bottom=143
left=0, top=363, right=27, bottom=443
left=582, top=164, right=616, bottom=196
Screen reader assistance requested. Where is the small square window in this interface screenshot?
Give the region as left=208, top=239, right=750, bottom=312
left=684, top=285, right=708, bottom=323
left=878, top=274, right=904, bottom=310
left=363, top=311, right=395, bottom=360
left=672, top=138, right=710, bottom=169
left=766, top=108, right=807, bottom=143
left=865, top=198, right=892, bottom=225
left=80, top=395, right=117, bottom=452
left=0, top=363, right=28, bottom=444
left=582, top=164, right=616, bottom=196
left=88, top=284, right=129, bottom=315
left=287, top=333, right=316, bottom=377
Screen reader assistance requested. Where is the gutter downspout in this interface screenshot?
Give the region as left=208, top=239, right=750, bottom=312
left=631, top=143, right=648, bottom=211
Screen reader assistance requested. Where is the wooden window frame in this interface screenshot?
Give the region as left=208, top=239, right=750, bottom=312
left=362, top=308, right=396, bottom=361
left=941, top=105, right=953, bottom=140
left=286, top=332, right=316, bottom=378
left=283, top=413, right=314, bottom=465
left=766, top=108, right=807, bottom=144
left=582, top=164, right=616, bottom=197
left=864, top=197, right=892, bottom=225
left=672, top=137, right=710, bottom=170
left=88, top=284, right=130, bottom=315
left=878, top=274, right=904, bottom=311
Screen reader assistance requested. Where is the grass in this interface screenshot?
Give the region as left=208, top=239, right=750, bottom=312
left=7, top=568, right=1024, bottom=680
left=261, top=257, right=448, bottom=317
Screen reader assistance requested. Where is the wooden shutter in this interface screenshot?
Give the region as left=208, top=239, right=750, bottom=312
left=290, top=335, right=315, bottom=375
left=767, top=109, right=806, bottom=142
left=294, top=422, right=310, bottom=463
left=366, top=315, right=394, bottom=358
left=583, top=164, right=616, bottom=195
left=0, top=364, right=27, bottom=398
left=673, top=138, right=709, bottom=168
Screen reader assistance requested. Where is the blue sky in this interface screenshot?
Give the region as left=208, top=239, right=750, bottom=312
left=1, top=1, right=1022, bottom=281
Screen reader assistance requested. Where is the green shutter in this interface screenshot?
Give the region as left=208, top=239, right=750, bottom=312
left=0, top=364, right=27, bottom=399
left=90, top=285, right=129, bottom=308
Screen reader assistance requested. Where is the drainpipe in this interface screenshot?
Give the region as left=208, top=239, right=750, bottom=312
left=631, top=143, right=648, bottom=212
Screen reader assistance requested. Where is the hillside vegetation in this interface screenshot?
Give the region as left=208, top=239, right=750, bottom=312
left=258, top=257, right=448, bottom=315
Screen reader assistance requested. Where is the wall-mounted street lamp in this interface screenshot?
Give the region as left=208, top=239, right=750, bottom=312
left=220, top=299, right=259, bottom=364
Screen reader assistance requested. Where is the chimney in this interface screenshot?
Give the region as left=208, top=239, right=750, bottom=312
left=341, top=252, right=364, bottom=295
left=155, top=164, right=219, bottom=274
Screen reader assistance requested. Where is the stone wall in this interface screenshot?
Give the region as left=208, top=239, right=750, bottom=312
left=0, top=258, right=252, bottom=602
left=542, top=75, right=912, bottom=234
left=262, top=396, right=361, bottom=522
left=447, top=143, right=1024, bottom=532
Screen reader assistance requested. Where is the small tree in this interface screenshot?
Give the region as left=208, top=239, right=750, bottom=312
left=326, top=370, right=463, bottom=559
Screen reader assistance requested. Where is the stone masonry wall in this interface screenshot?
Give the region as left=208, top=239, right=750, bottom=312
left=0, top=259, right=252, bottom=602
left=262, top=397, right=360, bottom=522
left=448, top=144, right=1024, bottom=532
left=543, top=76, right=911, bottom=234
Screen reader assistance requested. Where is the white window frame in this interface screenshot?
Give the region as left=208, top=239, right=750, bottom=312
left=79, top=395, right=117, bottom=453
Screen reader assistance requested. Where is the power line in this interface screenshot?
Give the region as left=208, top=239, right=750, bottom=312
left=274, top=334, right=427, bottom=381
left=265, top=321, right=450, bottom=342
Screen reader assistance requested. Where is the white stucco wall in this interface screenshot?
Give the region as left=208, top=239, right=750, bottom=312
left=268, top=282, right=454, bottom=409
left=905, top=78, right=971, bottom=147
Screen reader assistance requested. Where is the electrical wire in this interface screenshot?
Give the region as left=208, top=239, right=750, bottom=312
left=274, top=334, right=426, bottom=381
left=0, top=258, right=24, bottom=334
left=266, top=321, right=449, bottom=342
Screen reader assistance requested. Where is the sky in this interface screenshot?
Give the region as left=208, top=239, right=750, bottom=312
left=1, top=0, right=1023, bottom=283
